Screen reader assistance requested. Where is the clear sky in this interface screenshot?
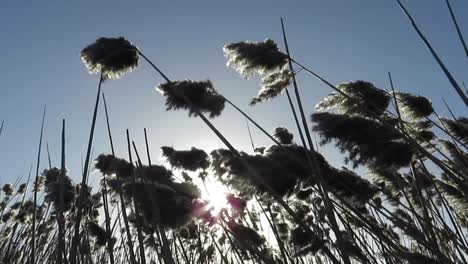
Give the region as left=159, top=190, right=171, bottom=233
left=0, top=0, right=467, bottom=186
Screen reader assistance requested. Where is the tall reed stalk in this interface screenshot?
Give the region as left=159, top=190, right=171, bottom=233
left=30, top=106, right=46, bottom=264
left=69, top=74, right=104, bottom=264
left=102, top=94, right=138, bottom=264
left=396, top=0, right=468, bottom=106
left=445, top=0, right=468, bottom=58
left=57, top=119, right=66, bottom=264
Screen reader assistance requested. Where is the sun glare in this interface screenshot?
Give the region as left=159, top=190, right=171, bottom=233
left=197, top=176, right=230, bottom=214
left=159, top=151, right=231, bottom=214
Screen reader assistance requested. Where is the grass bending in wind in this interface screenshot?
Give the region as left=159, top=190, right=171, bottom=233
left=1, top=10, right=468, bottom=264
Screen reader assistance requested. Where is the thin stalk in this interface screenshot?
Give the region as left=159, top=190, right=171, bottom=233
left=116, top=210, right=133, bottom=264
left=0, top=120, right=4, bottom=137
left=281, top=17, right=350, bottom=264
left=224, top=98, right=280, bottom=145
left=396, top=0, right=468, bottom=106
left=101, top=174, right=115, bottom=264
left=334, top=198, right=408, bottom=257
left=102, top=93, right=138, bottom=264
left=176, top=235, right=190, bottom=264
left=46, top=142, right=52, bottom=169
left=281, top=18, right=314, bottom=155
left=285, top=86, right=308, bottom=149
left=4, top=167, right=32, bottom=263
left=172, top=236, right=180, bottom=263
left=57, top=119, right=66, bottom=264
left=209, top=231, right=229, bottom=264
left=388, top=72, right=404, bottom=132
left=220, top=224, right=246, bottom=264
left=409, top=163, right=449, bottom=263
left=142, top=129, right=176, bottom=264
left=418, top=161, right=468, bottom=247
left=336, top=213, right=377, bottom=264
left=445, top=0, right=468, bottom=58
left=69, top=74, right=104, bottom=264
left=102, top=93, right=115, bottom=155
left=131, top=140, right=175, bottom=264
left=0, top=120, right=3, bottom=186
left=428, top=113, right=467, bottom=151
left=126, top=130, right=147, bottom=264
left=426, top=193, right=468, bottom=263
left=30, top=105, right=46, bottom=264
left=143, top=128, right=151, bottom=165
left=256, top=198, right=289, bottom=264
left=245, top=118, right=256, bottom=152
left=442, top=98, right=459, bottom=122
left=100, top=95, right=116, bottom=264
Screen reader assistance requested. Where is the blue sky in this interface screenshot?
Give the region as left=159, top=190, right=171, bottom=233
left=0, top=0, right=467, bottom=187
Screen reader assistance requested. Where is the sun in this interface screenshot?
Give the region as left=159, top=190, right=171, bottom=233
left=196, top=176, right=230, bottom=215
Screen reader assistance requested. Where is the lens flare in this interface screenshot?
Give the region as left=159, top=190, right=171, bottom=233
left=199, top=178, right=230, bottom=215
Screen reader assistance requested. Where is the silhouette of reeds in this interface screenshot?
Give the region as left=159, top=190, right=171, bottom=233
left=1, top=6, right=467, bottom=264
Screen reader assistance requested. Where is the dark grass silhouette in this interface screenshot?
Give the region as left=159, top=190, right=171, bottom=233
left=0, top=8, right=467, bottom=264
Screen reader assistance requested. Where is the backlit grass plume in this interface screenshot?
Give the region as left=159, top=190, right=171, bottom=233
left=223, top=39, right=292, bottom=104
left=81, top=37, right=139, bottom=79
left=223, top=39, right=288, bottom=77
left=94, top=154, right=133, bottom=179
left=436, top=179, right=467, bottom=221
left=406, top=120, right=436, bottom=145
left=210, top=147, right=301, bottom=197
left=370, top=169, right=406, bottom=206
left=95, top=154, right=175, bottom=187
left=16, top=183, right=27, bottom=194
left=402, top=252, right=440, bottom=264
left=14, top=200, right=41, bottom=223
left=77, top=184, right=102, bottom=221
left=42, top=168, right=76, bottom=212
left=312, top=112, right=414, bottom=169
left=335, top=231, right=366, bottom=263
left=2, top=211, right=13, bottom=223
left=211, top=144, right=378, bottom=206
left=177, top=221, right=198, bottom=240
left=2, top=184, right=13, bottom=196
left=227, top=220, right=265, bottom=250
left=440, top=117, right=468, bottom=144
left=122, top=181, right=199, bottom=229
left=87, top=221, right=113, bottom=248
left=161, top=146, right=209, bottom=171
left=316, top=80, right=390, bottom=117
left=72, top=36, right=139, bottom=262
left=326, top=167, right=379, bottom=208
left=251, top=67, right=292, bottom=105
left=95, top=154, right=202, bottom=228
left=157, top=80, right=225, bottom=118
left=2, top=14, right=467, bottom=264
left=439, top=139, right=468, bottom=175
left=289, top=226, right=325, bottom=257
left=273, top=127, right=294, bottom=144
left=395, top=92, right=433, bottom=119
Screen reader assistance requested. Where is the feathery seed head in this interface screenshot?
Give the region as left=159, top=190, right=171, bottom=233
left=157, top=80, right=225, bottom=118
left=81, top=37, right=139, bottom=79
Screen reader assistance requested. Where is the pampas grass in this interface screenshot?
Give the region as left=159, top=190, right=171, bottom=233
left=161, top=146, right=209, bottom=171
left=316, top=80, right=391, bottom=117
left=1, top=7, right=467, bottom=264
left=81, top=37, right=139, bottom=79
left=224, top=39, right=292, bottom=104
left=157, top=80, right=226, bottom=118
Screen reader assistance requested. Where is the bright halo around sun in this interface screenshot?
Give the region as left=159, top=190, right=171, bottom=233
left=197, top=176, right=230, bottom=215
